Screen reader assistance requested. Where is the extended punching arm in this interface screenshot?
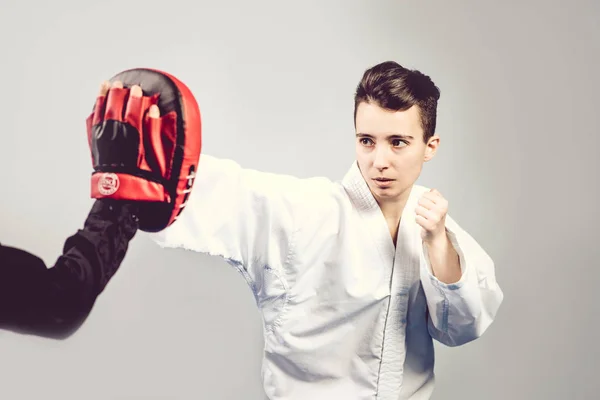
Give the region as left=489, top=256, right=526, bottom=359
left=0, top=199, right=139, bottom=339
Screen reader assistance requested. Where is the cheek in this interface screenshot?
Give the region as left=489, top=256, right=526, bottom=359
left=401, top=153, right=423, bottom=168
left=393, top=152, right=424, bottom=178
left=355, top=148, right=370, bottom=166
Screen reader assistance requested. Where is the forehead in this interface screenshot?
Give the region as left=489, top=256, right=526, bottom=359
left=355, top=101, right=423, bottom=139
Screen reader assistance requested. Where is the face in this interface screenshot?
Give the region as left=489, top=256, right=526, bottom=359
left=355, top=101, right=439, bottom=205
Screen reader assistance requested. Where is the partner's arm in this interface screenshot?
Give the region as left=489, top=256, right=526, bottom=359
left=0, top=199, right=139, bottom=339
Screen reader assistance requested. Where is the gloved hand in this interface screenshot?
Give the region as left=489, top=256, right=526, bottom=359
left=86, top=68, right=202, bottom=232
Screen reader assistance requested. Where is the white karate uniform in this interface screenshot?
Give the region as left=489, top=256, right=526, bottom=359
left=148, top=154, right=504, bottom=400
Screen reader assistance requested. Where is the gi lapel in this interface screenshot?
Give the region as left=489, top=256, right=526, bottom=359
left=341, top=160, right=426, bottom=397
left=341, top=161, right=396, bottom=274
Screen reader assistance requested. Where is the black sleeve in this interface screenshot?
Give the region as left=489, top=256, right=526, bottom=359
left=0, top=199, right=140, bottom=339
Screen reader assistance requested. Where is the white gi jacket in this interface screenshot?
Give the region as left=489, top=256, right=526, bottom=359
left=149, top=154, right=504, bottom=400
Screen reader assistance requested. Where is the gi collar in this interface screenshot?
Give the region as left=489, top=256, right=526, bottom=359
left=340, top=160, right=379, bottom=213
left=340, top=159, right=422, bottom=226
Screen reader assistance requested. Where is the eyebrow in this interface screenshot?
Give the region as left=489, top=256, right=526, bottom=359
left=356, top=133, right=415, bottom=140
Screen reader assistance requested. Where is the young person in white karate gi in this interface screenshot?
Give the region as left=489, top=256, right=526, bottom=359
left=147, top=60, right=504, bottom=400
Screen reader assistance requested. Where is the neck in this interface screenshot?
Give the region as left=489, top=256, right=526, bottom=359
left=378, top=200, right=405, bottom=222
left=376, top=198, right=407, bottom=246
left=375, top=189, right=411, bottom=223
left=377, top=200, right=406, bottom=222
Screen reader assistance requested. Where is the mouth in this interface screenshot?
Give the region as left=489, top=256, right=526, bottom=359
left=372, top=177, right=395, bottom=188
left=373, top=177, right=395, bottom=182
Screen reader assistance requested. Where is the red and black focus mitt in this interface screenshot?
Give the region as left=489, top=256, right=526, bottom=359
left=85, top=68, right=202, bottom=232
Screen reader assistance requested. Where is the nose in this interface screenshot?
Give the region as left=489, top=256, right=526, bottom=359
left=372, top=146, right=391, bottom=170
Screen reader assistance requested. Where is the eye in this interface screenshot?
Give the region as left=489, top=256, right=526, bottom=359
left=391, top=139, right=408, bottom=147
left=359, top=138, right=374, bottom=146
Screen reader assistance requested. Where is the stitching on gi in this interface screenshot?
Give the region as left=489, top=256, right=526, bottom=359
left=262, top=264, right=289, bottom=335
left=441, top=292, right=449, bottom=333
left=430, top=276, right=450, bottom=334
left=268, top=215, right=299, bottom=338
left=264, top=212, right=300, bottom=344
left=225, top=257, right=259, bottom=301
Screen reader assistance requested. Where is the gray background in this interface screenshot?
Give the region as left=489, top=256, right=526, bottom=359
left=0, top=0, right=598, bottom=399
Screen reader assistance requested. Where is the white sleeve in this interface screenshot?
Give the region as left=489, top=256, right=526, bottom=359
left=147, top=154, right=330, bottom=287
left=420, top=214, right=504, bottom=347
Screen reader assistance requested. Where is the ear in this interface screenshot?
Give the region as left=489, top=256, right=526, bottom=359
left=424, top=135, right=440, bottom=162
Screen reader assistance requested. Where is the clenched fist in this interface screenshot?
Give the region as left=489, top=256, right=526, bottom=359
left=415, top=188, right=449, bottom=244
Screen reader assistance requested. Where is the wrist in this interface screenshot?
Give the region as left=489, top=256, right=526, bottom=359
left=423, top=229, right=449, bottom=249
left=86, top=199, right=140, bottom=237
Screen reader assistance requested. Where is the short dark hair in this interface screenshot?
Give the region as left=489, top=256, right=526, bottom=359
left=353, top=61, right=441, bottom=142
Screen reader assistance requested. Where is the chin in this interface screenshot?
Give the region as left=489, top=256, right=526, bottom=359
left=367, top=183, right=397, bottom=199
left=369, top=183, right=410, bottom=202
left=375, top=190, right=400, bottom=200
